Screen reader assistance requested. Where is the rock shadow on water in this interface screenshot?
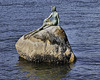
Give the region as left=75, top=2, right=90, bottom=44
left=17, top=57, right=75, bottom=80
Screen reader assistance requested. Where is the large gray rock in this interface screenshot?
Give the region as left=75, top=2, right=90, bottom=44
left=16, top=26, right=76, bottom=64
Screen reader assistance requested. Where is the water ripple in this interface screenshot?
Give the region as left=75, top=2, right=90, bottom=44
left=0, top=0, right=100, bottom=80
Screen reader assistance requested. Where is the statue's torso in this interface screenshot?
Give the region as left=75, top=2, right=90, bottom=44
left=52, top=12, right=58, bottom=25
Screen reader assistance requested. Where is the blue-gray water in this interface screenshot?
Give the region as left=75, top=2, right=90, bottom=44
left=0, top=0, right=100, bottom=80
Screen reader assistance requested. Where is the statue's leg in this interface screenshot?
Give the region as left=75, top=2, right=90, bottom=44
left=38, top=21, right=54, bottom=30
left=24, top=21, right=53, bottom=39
left=24, top=23, right=47, bottom=39
left=24, top=29, right=38, bottom=39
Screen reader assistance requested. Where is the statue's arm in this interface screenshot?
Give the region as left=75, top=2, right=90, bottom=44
left=46, top=13, right=52, bottom=20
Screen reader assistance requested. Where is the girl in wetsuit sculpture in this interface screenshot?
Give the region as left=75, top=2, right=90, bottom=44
left=24, top=6, right=60, bottom=39
left=42, top=6, right=60, bottom=27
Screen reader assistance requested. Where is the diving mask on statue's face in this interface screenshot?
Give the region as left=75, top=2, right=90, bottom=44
left=51, top=6, right=56, bottom=12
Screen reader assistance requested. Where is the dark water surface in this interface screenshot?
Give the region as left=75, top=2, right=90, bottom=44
left=0, top=0, right=100, bottom=80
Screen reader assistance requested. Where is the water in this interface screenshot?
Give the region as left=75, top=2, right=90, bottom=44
left=0, top=0, right=100, bottom=80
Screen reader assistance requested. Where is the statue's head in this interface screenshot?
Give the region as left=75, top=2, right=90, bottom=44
left=51, top=6, right=56, bottom=11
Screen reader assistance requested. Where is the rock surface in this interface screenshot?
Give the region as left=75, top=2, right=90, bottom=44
left=16, top=26, right=76, bottom=64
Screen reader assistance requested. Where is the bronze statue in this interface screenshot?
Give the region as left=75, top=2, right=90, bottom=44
left=24, top=6, right=60, bottom=39
left=42, top=6, right=60, bottom=27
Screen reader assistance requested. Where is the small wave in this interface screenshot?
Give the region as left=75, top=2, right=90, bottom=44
left=23, top=2, right=36, bottom=7
left=0, top=2, right=22, bottom=6
left=0, top=1, right=36, bottom=7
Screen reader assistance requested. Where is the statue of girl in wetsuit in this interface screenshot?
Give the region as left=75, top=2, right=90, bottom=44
left=24, top=6, right=60, bottom=39
left=42, top=6, right=60, bottom=27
